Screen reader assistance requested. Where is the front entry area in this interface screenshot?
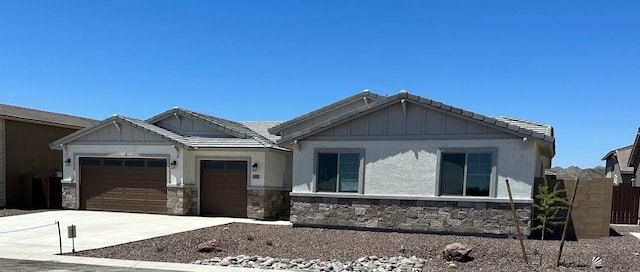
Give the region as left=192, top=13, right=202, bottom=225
left=79, top=158, right=167, bottom=214
left=200, top=160, right=248, bottom=217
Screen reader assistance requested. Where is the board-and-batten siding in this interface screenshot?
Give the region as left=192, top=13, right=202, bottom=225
left=280, top=97, right=378, bottom=138
left=312, top=102, right=509, bottom=139
left=75, top=122, right=166, bottom=143
left=155, top=116, right=232, bottom=138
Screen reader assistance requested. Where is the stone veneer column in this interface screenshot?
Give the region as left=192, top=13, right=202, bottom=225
left=61, top=182, right=77, bottom=209
left=247, top=189, right=291, bottom=220
left=290, top=196, right=531, bottom=235
left=167, top=186, right=198, bottom=215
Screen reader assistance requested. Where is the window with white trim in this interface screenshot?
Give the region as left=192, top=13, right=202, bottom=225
left=316, top=151, right=362, bottom=193
left=439, top=151, right=493, bottom=197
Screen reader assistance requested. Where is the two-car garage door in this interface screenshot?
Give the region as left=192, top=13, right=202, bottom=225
left=79, top=158, right=249, bottom=217
left=80, top=158, right=167, bottom=214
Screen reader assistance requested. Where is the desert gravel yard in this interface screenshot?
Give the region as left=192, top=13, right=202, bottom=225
left=68, top=222, right=640, bottom=271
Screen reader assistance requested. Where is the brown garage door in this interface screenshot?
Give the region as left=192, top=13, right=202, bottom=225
left=80, top=158, right=167, bottom=214
left=200, top=160, right=248, bottom=217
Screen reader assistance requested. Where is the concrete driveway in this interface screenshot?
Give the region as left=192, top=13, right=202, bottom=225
left=0, top=210, right=291, bottom=256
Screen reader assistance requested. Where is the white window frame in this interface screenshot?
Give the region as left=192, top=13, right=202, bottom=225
left=436, top=148, right=497, bottom=197
left=313, top=148, right=365, bottom=193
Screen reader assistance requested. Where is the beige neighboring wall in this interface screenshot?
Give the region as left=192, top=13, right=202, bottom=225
left=564, top=178, right=613, bottom=239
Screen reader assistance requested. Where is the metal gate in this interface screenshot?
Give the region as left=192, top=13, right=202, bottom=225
left=611, top=184, right=640, bottom=224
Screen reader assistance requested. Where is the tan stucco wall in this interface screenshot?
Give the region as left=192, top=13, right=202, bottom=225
left=4, top=120, right=77, bottom=207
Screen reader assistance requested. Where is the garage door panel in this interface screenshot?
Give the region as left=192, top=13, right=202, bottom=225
left=80, top=158, right=167, bottom=214
left=200, top=160, right=248, bottom=217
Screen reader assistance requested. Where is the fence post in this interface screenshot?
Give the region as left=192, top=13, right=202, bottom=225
left=57, top=221, right=62, bottom=254
left=556, top=178, right=579, bottom=266
left=505, top=179, right=528, bottom=264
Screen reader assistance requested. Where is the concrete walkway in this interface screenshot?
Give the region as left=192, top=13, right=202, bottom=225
left=0, top=210, right=291, bottom=271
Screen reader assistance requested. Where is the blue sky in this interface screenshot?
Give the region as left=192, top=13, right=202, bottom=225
left=1, top=1, right=638, bottom=168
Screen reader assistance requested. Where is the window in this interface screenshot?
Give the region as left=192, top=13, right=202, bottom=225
left=125, top=160, right=145, bottom=167
left=104, top=159, right=122, bottom=166
left=148, top=159, right=167, bottom=168
left=316, top=151, right=362, bottom=193
left=439, top=152, right=493, bottom=197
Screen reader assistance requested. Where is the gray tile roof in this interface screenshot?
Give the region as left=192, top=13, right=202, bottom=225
left=147, top=108, right=286, bottom=151
left=492, top=116, right=554, bottom=142
left=271, top=91, right=555, bottom=147
left=240, top=121, right=283, bottom=143
left=0, top=104, right=98, bottom=129
left=51, top=109, right=288, bottom=152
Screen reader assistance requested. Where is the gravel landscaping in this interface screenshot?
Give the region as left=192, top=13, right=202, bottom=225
left=68, top=222, right=640, bottom=271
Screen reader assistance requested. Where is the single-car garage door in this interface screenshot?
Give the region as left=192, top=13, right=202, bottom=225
left=80, top=158, right=167, bottom=214
left=200, top=160, right=248, bottom=217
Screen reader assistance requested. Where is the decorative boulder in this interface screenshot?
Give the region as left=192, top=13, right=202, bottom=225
left=197, top=239, right=223, bottom=253
left=442, top=242, right=473, bottom=261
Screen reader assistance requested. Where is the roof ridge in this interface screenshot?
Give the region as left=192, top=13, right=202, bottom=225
left=182, top=109, right=278, bottom=147
left=269, top=90, right=383, bottom=134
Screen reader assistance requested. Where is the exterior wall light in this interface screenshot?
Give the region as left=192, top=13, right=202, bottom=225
left=170, top=160, right=177, bottom=169
left=64, top=159, right=71, bottom=166
left=252, top=162, right=258, bottom=171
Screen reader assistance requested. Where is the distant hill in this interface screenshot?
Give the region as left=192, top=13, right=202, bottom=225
left=549, top=166, right=606, bottom=180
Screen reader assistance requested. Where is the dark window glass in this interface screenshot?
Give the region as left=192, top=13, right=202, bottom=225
left=125, top=160, right=145, bottom=167
left=317, top=153, right=338, bottom=192
left=227, top=162, right=247, bottom=170
left=103, top=159, right=122, bottom=166
left=317, top=153, right=360, bottom=193
left=338, top=153, right=360, bottom=193
left=466, top=153, right=491, bottom=196
left=203, top=161, right=225, bottom=169
left=440, top=153, right=465, bottom=195
left=148, top=160, right=167, bottom=167
left=82, top=159, right=100, bottom=166
left=439, top=152, right=492, bottom=196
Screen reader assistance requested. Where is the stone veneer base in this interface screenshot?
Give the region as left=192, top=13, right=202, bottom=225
left=167, top=186, right=198, bottom=215
left=61, top=182, right=77, bottom=209
left=290, top=195, right=531, bottom=235
left=247, top=189, right=290, bottom=220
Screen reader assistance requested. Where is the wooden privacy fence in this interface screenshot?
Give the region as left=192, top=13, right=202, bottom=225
left=611, top=183, right=640, bottom=224
left=534, top=178, right=613, bottom=239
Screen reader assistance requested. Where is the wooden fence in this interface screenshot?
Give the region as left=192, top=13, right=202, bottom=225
left=533, top=178, right=613, bottom=239
left=611, top=183, right=640, bottom=224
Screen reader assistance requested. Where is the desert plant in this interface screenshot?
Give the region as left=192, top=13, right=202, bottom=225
left=265, top=240, right=273, bottom=246
left=247, top=235, right=254, bottom=241
left=531, top=177, right=568, bottom=265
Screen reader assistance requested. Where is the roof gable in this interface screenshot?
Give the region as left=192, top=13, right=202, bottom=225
left=147, top=108, right=279, bottom=148
left=50, top=115, right=189, bottom=149
left=272, top=91, right=555, bottom=150
left=51, top=108, right=288, bottom=152
left=600, top=145, right=634, bottom=173
left=268, top=90, right=384, bottom=136
left=0, top=104, right=98, bottom=129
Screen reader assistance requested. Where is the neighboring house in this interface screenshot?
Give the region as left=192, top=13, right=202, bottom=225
left=269, top=90, right=555, bottom=235
left=602, top=145, right=634, bottom=185
left=628, top=127, right=640, bottom=186
left=50, top=108, right=291, bottom=219
left=0, top=104, right=97, bottom=208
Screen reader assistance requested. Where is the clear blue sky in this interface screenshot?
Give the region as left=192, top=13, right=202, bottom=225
left=1, top=1, right=638, bottom=168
